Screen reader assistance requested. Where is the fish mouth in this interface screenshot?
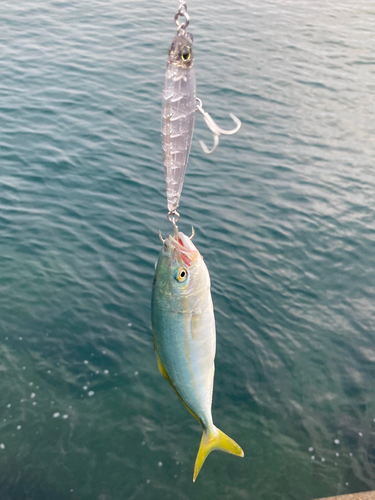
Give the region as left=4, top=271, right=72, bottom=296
left=165, top=227, right=199, bottom=267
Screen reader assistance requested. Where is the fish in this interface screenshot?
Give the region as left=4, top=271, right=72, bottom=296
left=151, top=225, right=244, bottom=481
left=161, top=30, right=196, bottom=215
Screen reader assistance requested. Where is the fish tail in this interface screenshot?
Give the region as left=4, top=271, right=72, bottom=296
left=193, top=425, right=244, bottom=482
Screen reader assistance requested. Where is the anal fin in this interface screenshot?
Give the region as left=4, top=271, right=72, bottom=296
left=155, top=348, right=170, bottom=382
left=153, top=347, right=201, bottom=425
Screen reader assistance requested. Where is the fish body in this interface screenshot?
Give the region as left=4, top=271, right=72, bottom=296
left=151, top=227, right=243, bottom=481
left=162, top=32, right=196, bottom=213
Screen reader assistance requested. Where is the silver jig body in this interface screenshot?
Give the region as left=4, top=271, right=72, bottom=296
left=162, top=2, right=241, bottom=221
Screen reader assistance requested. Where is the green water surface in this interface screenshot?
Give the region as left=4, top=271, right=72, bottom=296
left=0, top=0, right=374, bottom=499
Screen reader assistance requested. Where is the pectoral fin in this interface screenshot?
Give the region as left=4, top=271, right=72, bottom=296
left=190, top=312, right=200, bottom=340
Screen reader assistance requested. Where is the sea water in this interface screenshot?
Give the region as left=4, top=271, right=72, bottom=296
left=0, top=0, right=374, bottom=498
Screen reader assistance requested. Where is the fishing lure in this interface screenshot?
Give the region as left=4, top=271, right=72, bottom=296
left=161, top=1, right=241, bottom=221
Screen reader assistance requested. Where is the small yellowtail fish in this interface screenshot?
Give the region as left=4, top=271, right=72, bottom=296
left=151, top=223, right=244, bottom=481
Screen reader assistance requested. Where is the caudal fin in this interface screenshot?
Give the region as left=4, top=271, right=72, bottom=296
left=193, top=426, right=244, bottom=482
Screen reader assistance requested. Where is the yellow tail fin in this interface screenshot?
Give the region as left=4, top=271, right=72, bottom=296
left=193, top=426, right=244, bottom=482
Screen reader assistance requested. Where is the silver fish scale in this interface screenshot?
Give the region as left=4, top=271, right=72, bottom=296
left=162, top=63, right=196, bottom=213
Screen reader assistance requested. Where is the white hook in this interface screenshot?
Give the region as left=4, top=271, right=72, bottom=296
left=196, top=98, right=241, bottom=154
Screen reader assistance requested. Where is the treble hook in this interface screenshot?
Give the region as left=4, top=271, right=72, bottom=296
left=196, top=98, right=241, bottom=154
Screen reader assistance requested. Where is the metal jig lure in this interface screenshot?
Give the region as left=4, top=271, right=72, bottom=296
left=162, top=2, right=241, bottom=223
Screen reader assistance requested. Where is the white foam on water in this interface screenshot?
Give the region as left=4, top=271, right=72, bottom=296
left=334, top=439, right=339, bottom=445
left=321, top=458, right=325, bottom=462
left=32, top=402, right=37, bottom=406
left=6, top=404, right=11, bottom=408
left=53, top=412, right=60, bottom=418
left=88, top=391, right=94, bottom=397
left=311, top=456, right=315, bottom=460
left=83, top=386, right=88, bottom=390
left=30, top=393, right=36, bottom=398
left=128, top=323, right=132, bottom=327
left=104, top=370, right=109, bottom=374
left=358, top=432, right=363, bottom=437
left=308, top=447, right=313, bottom=452
left=17, top=425, right=21, bottom=430
left=62, top=414, right=69, bottom=419
left=0, top=444, right=4, bottom=449
left=335, top=452, right=339, bottom=457
left=158, top=462, right=162, bottom=467
left=134, top=371, right=139, bottom=376
left=84, top=360, right=89, bottom=365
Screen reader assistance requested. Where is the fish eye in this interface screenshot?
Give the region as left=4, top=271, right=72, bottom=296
left=180, top=46, right=191, bottom=61
left=175, top=267, right=188, bottom=282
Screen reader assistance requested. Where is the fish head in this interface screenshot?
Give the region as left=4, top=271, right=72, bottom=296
left=167, top=32, right=194, bottom=68
left=153, top=228, right=210, bottom=313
